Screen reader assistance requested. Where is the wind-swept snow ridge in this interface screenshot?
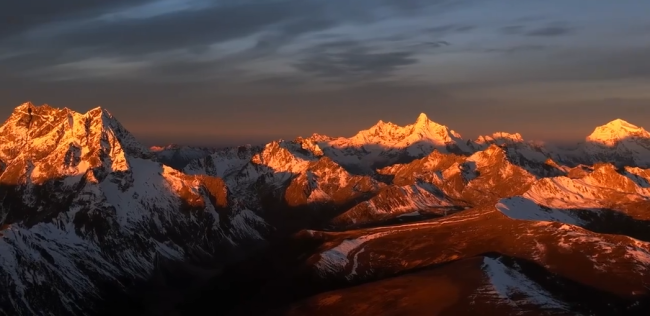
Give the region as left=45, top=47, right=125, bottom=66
left=479, top=257, right=569, bottom=310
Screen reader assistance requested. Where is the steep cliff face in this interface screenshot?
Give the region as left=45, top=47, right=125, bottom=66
left=0, top=103, right=269, bottom=315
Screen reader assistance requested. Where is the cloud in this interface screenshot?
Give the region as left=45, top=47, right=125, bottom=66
left=48, top=1, right=334, bottom=56
left=484, top=44, right=546, bottom=54
left=559, top=46, right=650, bottom=81
left=293, top=41, right=419, bottom=82
left=425, top=24, right=477, bottom=35
left=3, top=0, right=463, bottom=57
left=513, top=15, right=548, bottom=23
left=417, top=41, right=451, bottom=48
left=473, top=45, right=650, bottom=85
left=499, top=25, right=526, bottom=35
left=246, top=75, right=309, bottom=88
left=525, top=25, right=573, bottom=37
left=0, top=0, right=152, bottom=40
left=498, top=22, right=573, bottom=37
left=35, top=57, right=150, bottom=81
left=0, top=0, right=469, bottom=86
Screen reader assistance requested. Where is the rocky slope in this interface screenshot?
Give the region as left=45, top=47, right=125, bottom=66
left=0, top=103, right=269, bottom=315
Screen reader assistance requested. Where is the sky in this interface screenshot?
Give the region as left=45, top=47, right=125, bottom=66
left=2, top=0, right=650, bottom=146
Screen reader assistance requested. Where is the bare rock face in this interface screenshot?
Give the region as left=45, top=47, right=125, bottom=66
left=0, top=103, right=269, bottom=315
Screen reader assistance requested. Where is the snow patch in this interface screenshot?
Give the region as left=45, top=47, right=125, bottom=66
left=480, top=257, right=568, bottom=310
left=496, top=196, right=584, bottom=225
left=315, top=232, right=390, bottom=276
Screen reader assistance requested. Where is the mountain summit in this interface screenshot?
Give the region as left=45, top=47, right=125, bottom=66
left=0, top=102, right=268, bottom=315
left=0, top=103, right=150, bottom=185
left=307, top=113, right=473, bottom=172
left=587, top=118, right=650, bottom=146
left=348, top=112, right=466, bottom=149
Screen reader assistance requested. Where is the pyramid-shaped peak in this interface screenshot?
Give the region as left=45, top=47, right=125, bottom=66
left=410, top=113, right=459, bottom=136
left=318, top=112, right=471, bottom=153
left=411, top=112, right=450, bottom=130
left=587, top=118, right=650, bottom=144
left=373, top=119, right=387, bottom=127
left=415, top=112, right=429, bottom=123
left=15, top=101, right=35, bottom=110
left=602, top=118, right=640, bottom=129
left=594, top=118, right=645, bottom=132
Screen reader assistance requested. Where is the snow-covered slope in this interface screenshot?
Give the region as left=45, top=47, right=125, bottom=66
left=306, top=113, right=473, bottom=173
left=0, top=103, right=269, bottom=315
left=301, top=207, right=650, bottom=310
left=330, top=184, right=456, bottom=228
left=284, top=255, right=575, bottom=316
left=377, top=145, right=537, bottom=206
left=496, top=162, right=650, bottom=231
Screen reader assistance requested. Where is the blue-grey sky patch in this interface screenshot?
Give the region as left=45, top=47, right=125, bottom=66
left=2, top=0, right=650, bottom=146
left=525, top=25, right=573, bottom=37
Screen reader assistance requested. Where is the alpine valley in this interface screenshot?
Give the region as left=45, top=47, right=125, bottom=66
left=3, top=102, right=650, bottom=316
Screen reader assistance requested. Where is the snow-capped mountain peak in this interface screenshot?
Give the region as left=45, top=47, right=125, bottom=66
left=586, top=118, right=650, bottom=146
left=411, top=113, right=463, bottom=142
left=414, top=112, right=458, bottom=138
left=344, top=113, right=467, bottom=150
left=301, top=113, right=473, bottom=173
left=414, top=112, right=430, bottom=125
left=0, top=103, right=150, bottom=185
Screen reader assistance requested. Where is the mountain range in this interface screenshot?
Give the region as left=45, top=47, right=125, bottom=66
left=2, top=102, right=650, bottom=315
